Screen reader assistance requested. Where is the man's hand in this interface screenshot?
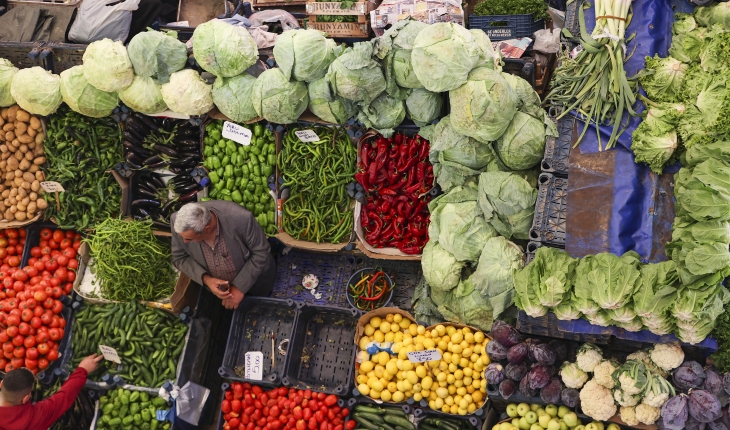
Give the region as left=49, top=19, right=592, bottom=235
left=78, top=354, right=104, bottom=373
left=203, top=274, right=232, bottom=299
left=222, top=286, right=245, bottom=310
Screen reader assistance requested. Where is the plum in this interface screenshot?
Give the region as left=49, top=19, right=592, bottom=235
left=533, top=343, right=557, bottom=365
left=688, top=390, right=722, bottom=423
left=540, top=377, right=562, bottom=403
left=499, top=379, right=516, bottom=399
left=519, top=374, right=537, bottom=397
left=674, top=361, right=707, bottom=391
left=560, top=388, right=580, bottom=408
left=507, top=343, right=528, bottom=364
left=505, top=362, right=528, bottom=382
left=489, top=320, right=522, bottom=347
left=485, top=363, right=505, bottom=385
left=661, top=394, right=689, bottom=430
left=526, top=364, right=551, bottom=390
left=703, top=367, right=723, bottom=396
left=486, top=340, right=508, bottom=361
left=549, top=340, right=568, bottom=362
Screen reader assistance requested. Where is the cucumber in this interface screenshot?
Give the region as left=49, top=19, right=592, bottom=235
left=355, top=405, right=385, bottom=414
left=383, top=415, right=414, bottom=430
left=356, top=412, right=384, bottom=423
left=354, top=416, right=380, bottom=430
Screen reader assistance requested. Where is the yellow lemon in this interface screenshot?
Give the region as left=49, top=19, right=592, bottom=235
left=370, top=317, right=382, bottom=328
left=402, top=379, right=413, bottom=391
left=416, top=365, right=427, bottom=378
left=467, top=404, right=476, bottom=413
left=435, top=325, right=446, bottom=336
left=430, top=329, right=439, bottom=338
left=403, top=337, right=414, bottom=347
left=364, top=324, right=375, bottom=336
left=361, top=361, right=375, bottom=373
left=393, top=314, right=402, bottom=323
left=463, top=367, right=473, bottom=377
left=428, top=360, right=440, bottom=369
left=374, top=331, right=385, bottom=343
left=378, top=352, right=390, bottom=366
left=371, top=380, right=384, bottom=392
left=422, top=376, right=433, bottom=390
left=391, top=323, right=400, bottom=333
left=399, top=319, right=410, bottom=329
left=394, top=332, right=403, bottom=343
left=358, top=384, right=370, bottom=395
left=463, top=376, right=472, bottom=386
left=466, top=385, right=475, bottom=394
left=436, top=387, right=449, bottom=399
left=464, top=332, right=474, bottom=343
left=462, top=347, right=472, bottom=358
left=454, top=369, right=464, bottom=380
left=413, top=392, right=422, bottom=402
left=457, top=387, right=467, bottom=396
left=451, top=332, right=464, bottom=344
left=451, top=344, right=463, bottom=355
left=451, top=355, right=461, bottom=366
left=434, top=398, right=444, bottom=409
left=384, top=332, right=395, bottom=343
left=446, top=326, right=457, bottom=336
left=448, top=385, right=457, bottom=395
left=450, top=405, right=459, bottom=414
left=436, top=372, right=447, bottom=382
left=402, top=360, right=413, bottom=371
left=385, top=360, right=398, bottom=375
left=380, top=390, right=392, bottom=402
left=472, top=391, right=483, bottom=403
left=392, top=391, right=405, bottom=403
left=424, top=338, right=436, bottom=349
left=454, top=380, right=463, bottom=388
left=448, top=363, right=458, bottom=373
left=459, top=358, right=470, bottom=368
left=474, top=331, right=485, bottom=343
left=438, top=340, right=449, bottom=351
left=446, top=374, right=455, bottom=384
left=445, top=396, right=454, bottom=406
left=374, top=365, right=385, bottom=379
left=417, top=325, right=426, bottom=335
left=380, top=321, right=391, bottom=333
left=359, top=337, right=371, bottom=350
left=407, top=371, right=419, bottom=385
left=387, top=382, right=398, bottom=393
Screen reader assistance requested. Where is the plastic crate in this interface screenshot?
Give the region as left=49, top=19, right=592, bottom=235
left=352, top=257, right=422, bottom=311
left=21, top=221, right=63, bottom=267
left=502, top=56, right=538, bottom=89
left=542, top=116, right=574, bottom=176
left=0, top=41, right=48, bottom=70
left=529, top=173, right=567, bottom=247
left=282, top=304, right=358, bottom=395
left=46, top=42, right=86, bottom=74
left=219, top=297, right=300, bottom=385
left=344, top=398, right=414, bottom=428
left=525, top=241, right=544, bottom=264
left=414, top=407, right=482, bottom=430
left=271, top=250, right=356, bottom=307
left=468, top=14, right=545, bottom=41
left=563, top=1, right=580, bottom=43
left=516, top=310, right=613, bottom=345
left=37, top=306, right=73, bottom=385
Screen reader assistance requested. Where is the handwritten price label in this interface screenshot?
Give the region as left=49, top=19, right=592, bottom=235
left=407, top=349, right=442, bottom=363
left=222, top=121, right=253, bottom=146
left=245, top=351, right=264, bottom=380
left=40, top=181, right=65, bottom=193
left=295, top=130, right=320, bottom=143
left=99, top=345, right=121, bottom=364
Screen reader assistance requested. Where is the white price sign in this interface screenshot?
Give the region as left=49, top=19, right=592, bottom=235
left=407, top=349, right=442, bottom=363
left=295, top=129, right=320, bottom=143
left=222, top=121, right=253, bottom=146
left=40, top=181, right=65, bottom=193
left=244, top=351, right=264, bottom=380
left=99, top=345, right=121, bottom=364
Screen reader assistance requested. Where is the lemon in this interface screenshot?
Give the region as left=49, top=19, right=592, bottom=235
left=403, top=337, right=414, bottom=347
left=472, top=379, right=481, bottom=389
left=435, top=324, right=446, bottom=336
left=467, top=404, right=476, bottom=413
left=386, top=314, right=394, bottom=323
left=466, top=385, right=475, bottom=394
left=460, top=340, right=469, bottom=350
left=472, top=391, right=483, bottom=403
left=446, top=374, right=455, bottom=384
left=439, top=361, right=449, bottom=371
left=415, top=343, right=425, bottom=351
left=445, top=396, right=454, bottom=406
left=380, top=321, right=391, bottom=333
left=454, top=369, right=463, bottom=379
left=459, top=358, right=470, bottom=368
left=380, top=390, right=392, bottom=402
left=429, top=400, right=437, bottom=410
left=417, top=325, right=426, bottom=335
left=437, top=340, right=448, bottom=351
left=436, top=387, right=449, bottom=399
left=451, top=332, right=464, bottom=344
left=424, top=338, right=436, bottom=349
left=448, top=385, right=457, bottom=395
left=367, top=371, right=375, bottom=379
left=357, top=374, right=368, bottom=385
left=463, top=376, right=472, bottom=386
left=358, top=384, right=370, bottom=395
left=436, top=372, right=447, bottom=382
left=451, top=344, right=463, bottom=355
left=464, top=332, right=474, bottom=343
left=446, top=326, right=457, bottom=336
left=462, top=347, right=472, bottom=358
left=398, top=350, right=408, bottom=360
left=359, top=337, right=371, bottom=350
left=371, top=380, right=384, bottom=392
left=394, top=332, right=403, bottom=343
left=430, top=329, right=439, bottom=338
left=370, top=317, right=382, bottom=328
left=374, top=331, right=385, bottom=343
left=374, top=366, right=384, bottom=378
left=378, top=352, right=390, bottom=366
left=361, top=360, right=375, bottom=372
left=402, top=360, right=413, bottom=371
left=392, top=391, right=405, bottom=402
left=434, top=398, right=445, bottom=409
left=408, top=324, right=418, bottom=336
left=474, top=331, right=485, bottom=343
left=451, top=354, right=461, bottom=366
left=454, top=380, right=463, bottom=388
left=481, top=355, right=490, bottom=366
left=387, top=382, right=398, bottom=393
left=429, top=360, right=440, bottom=369
left=364, top=324, right=375, bottom=336
left=399, top=319, right=410, bottom=329
left=456, top=387, right=467, bottom=396
left=458, top=408, right=468, bottom=416
left=390, top=323, right=400, bottom=333
left=480, top=379, right=486, bottom=390
left=402, top=379, right=413, bottom=391
left=407, top=371, right=419, bottom=384
left=422, top=376, right=433, bottom=390
left=393, top=314, right=402, bottom=323
left=413, top=392, right=422, bottom=402
left=415, top=365, right=427, bottom=378
left=442, top=405, right=451, bottom=413
left=384, top=332, right=395, bottom=343
left=385, top=361, right=398, bottom=375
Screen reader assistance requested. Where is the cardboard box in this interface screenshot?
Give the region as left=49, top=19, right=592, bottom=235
left=370, top=0, right=463, bottom=36
left=353, top=201, right=421, bottom=261
left=306, top=1, right=374, bottom=15
left=354, top=307, right=417, bottom=346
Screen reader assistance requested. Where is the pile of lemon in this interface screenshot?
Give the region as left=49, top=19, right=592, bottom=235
left=355, top=313, right=491, bottom=415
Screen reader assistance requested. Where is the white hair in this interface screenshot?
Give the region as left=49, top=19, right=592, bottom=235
left=174, top=203, right=211, bottom=234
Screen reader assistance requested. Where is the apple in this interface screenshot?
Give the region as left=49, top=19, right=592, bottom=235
left=519, top=417, right=530, bottom=430
left=531, top=404, right=541, bottom=412
left=558, top=422, right=568, bottom=430
left=507, top=404, right=519, bottom=418
left=492, top=426, right=500, bottom=430
left=562, top=412, right=579, bottom=428
left=545, top=405, right=558, bottom=418
left=537, top=408, right=547, bottom=416
left=539, top=414, right=552, bottom=428
left=606, top=425, right=620, bottom=430
left=547, top=418, right=562, bottom=430
left=585, top=423, right=600, bottom=430
left=595, top=423, right=605, bottom=430
left=512, top=419, right=520, bottom=428
left=558, top=406, right=571, bottom=418
left=530, top=425, right=543, bottom=430
left=517, top=403, right=531, bottom=417
left=525, top=411, right=538, bottom=424
left=574, top=427, right=586, bottom=430
left=499, top=424, right=513, bottom=430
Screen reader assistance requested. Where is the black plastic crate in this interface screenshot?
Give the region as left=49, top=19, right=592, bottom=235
left=516, top=310, right=613, bottom=345
left=0, top=41, right=49, bottom=70
left=36, top=305, right=73, bottom=386
left=563, top=0, right=580, bottom=43
left=542, top=116, right=574, bottom=176
left=46, top=42, right=86, bottom=74
left=469, top=14, right=545, bottom=41
left=414, top=407, right=482, bottom=430
left=529, top=173, right=567, bottom=247
left=20, top=221, right=64, bottom=267
left=283, top=304, right=358, bottom=395
left=502, top=56, right=538, bottom=89
left=219, top=297, right=300, bottom=385
left=525, top=241, right=543, bottom=264
left=271, top=250, right=356, bottom=307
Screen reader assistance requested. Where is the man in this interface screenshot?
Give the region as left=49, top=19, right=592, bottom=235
left=171, top=201, right=276, bottom=309
left=0, top=354, right=103, bottom=430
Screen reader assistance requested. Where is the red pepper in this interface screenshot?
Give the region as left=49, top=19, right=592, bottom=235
left=360, top=208, right=370, bottom=229
left=413, top=199, right=428, bottom=215
left=375, top=138, right=389, bottom=170
left=398, top=244, right=422, bottom=254
left=386, top=160, right=398, bottom=181
left=379, top=200, right=391, bottom=212
left=365, top=202, right=377, bottom=211
left=355, top=172, right=369, bottom=190
left=405, top=182, right=421, bottom=194
left=375, top=171, right=387, bottom=184
left=380, top=188, right=397, bottom=196
left=368, top=162, right=378, bottom=185
left=417, top=162, right=427, bottom=183
left=360, top=143, right=370, bottom=169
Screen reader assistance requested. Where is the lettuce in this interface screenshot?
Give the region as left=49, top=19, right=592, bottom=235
left=639, top=56, right=688, bottom=103
left=633, top=262, right=679, bottom=327
left=573, top=252, right=642, bottom=311
left=683, top=140, right=730, bottom=167
left=631, top=124, right=679, bottom=174
left=514, top=247, right=579, bottom=311
left=700, top=31, right=730, bottom=73
left=674, top=161, right=730, bottom=222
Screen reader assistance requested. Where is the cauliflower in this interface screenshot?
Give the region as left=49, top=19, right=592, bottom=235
left=650, top=342, right=685, bottom=372
left=576, top=343, right=603, bottom=372
left=620, top=406, right=639, bottom=426
left=642, top=390, right=669, bottom=408
left=560, top=362, right=589, bottom=389
left=579, top=379, right=617, bottom=421
left=614, top=389, right=640, bottom=406
left=641, top=372, right=674, bottom=408
left=635, top=403, right=661, bottom=425
left=626, top=350, right=650, bottom=362
left=619, top=372, right=643, bottom=395
left=593, top=360, right=618, bottom=388
left=628, top=349, right=668, bottom=378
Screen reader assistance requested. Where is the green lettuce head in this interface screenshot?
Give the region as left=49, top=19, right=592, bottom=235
left=639, top=55, right=687, bottom=103
left=127, top=29, right=188, bottom=84
left=60, top=65, right=118, bottom=118
left=673, top=13, right=697, bottom=34
left=694, top=1, right=730, bottom=27
left=307, top=77, right=356, bottom=124
left=252, top=68, right=308, bottom=124
left=211, top=73, right=258, bottom=123
left=82, top=39, right=134, bottom=92
left=467, top=236, right=524, bottom=318
left=373, top=20, right=427, bottom=90
left=405, top=88, right=442, bottom=126
left=327, top=42, right=386, bottom=104
left=274, top=29, right=339, bottom=83
left=631, top=103, right=684, bottom=174
left=356, top=93, right=406, bottom=137
left=495, top=111, right=546, bottom=170
left=10, top=67, right=62, bottom=116
left=0, top=59, right=18, bottom=107
left=160, top=69, right=214, bottom=116
left=118, top=76, right=167, bottom=115
left=192, top=20, right=259, bottom=77
left=411, top=23, right=482, bottom=92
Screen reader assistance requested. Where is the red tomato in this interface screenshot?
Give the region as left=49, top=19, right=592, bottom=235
left=40, top=313, right=51, bottom=325
left=49, top=277, right=61, bottom=287
left=12, top=281, right=23, bottom=292
left=14, top=245, right=22, bottom=255
left=60, top=238, right=72, bottom=249
left=0, top=249, right=7, bottom=260
left=30, top=247, right=41, bottom=258
left=30, top=317, right=41, bottom=329
left=10, top=357, right=22, bottom=368
left=0, top=238, right=7, bottom=248
left=63, top=283, right=72, bottom=295
left=38, top=358, right=48, bottom=369
left=308, top=418, right=318, bottom=430
left=64, top=231, right=74, bottom=240
left=0, top=330, right=7, bottom=343
left=25, top=346, right=38, bottom=359
left=33, top=291, right=47, bottom=302
left=323, top=395, right=337, bottom=406
left=49, top=328, right=61, bottom=341
left=44, top=260, right=58, bottom=272
left=36, top=343, right=49, bottom=355
left=17, top=323, right=30, bottom=336
left=48, top=239, right=59, bottom=250
left=292, top=407, right=303, bottom=420
left=46, top=349, right=58, bottom=361
left=296, top=421, right=306, bottom=430
left=51, top=287, right=62, bottom=299
left=42, top=298, right=53, bottom=310
left=33, top=306, right=43, bottom=317
left=24, top=358, right=37, bottom=370
left=25, top=267, right=38, bottom=278
left=36, top=331, right=49, bottom=343
left=20, top=309, right=32, bottom=322
left=6, top=314, right=19, bottom=326
left=7, top=238, right=17, bottom=247
left=56, top=256, right=68, bottom=267
left=314, top=411, right=324, bottom=423
left=40, top=246, right=51, bottom=256
left=7, top=256, right=19, bottom=267
left=12, top=270, right=27, bottom=282
left=66, top=271, right=76, bottom=282
left=53, top=268, right=67, bottom=282
left=13, top=346, right=25, bottom=358
left=317, top=393, right=326, bottom=402
left=72, top=241, right=80, bottom=251
left=67, top=259, right=79, bottom=270
left=52, top=230, right=64, bottom=243
left=345, top=422, right=356, bottom=430
left=2, top=341, right=13, bottom=353
left=40, top=229, right=52, bottom=241
left=51, top=300, right=63, bottom=315
left=23, top=336, right=35, bottom=348
left=302, top=409, right=312, bottom=421
left=33, top=261, right=44, bottom=272
left=50, top=250, right=61, bottom=259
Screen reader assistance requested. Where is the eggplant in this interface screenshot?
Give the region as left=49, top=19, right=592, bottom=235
left=137, top=183, right=158, bottom=196
left=162, top=118, right=177, bottom=132
left=134, top=113, right=162, bottom=131
left=132, top=199, right=161, bottom=209
left=138, top=177, right=161, bottom=192
left=135, top=188, right=158, bottom=199
left=161, top=199, right=178, bottom=216
left=147, top=160, right=170, bottom=169
left=152, top=143, right=180, bottom=158
left=125, top=154, right=143, bottom=170
left=178, top=127, right=199, bottom=137
left=170, top=175, right=195, bottom=187
left=134, top=207, right=151, bottom=218
left=123, top=131, right=145, bottom=147
left=175, top=138, right=199, bottom=147
left=175, top=182, right=200, bottom=194
left=143, top=155, right=163, bottom=166
left=148, top=173, right=166, bottom=189
left=179, top=189, right=199, bottom=202
left=170, top=156, right=196, bottom=168
left=125, top=123, right=148, bottom=141
left=123, top=141, right=153, bottom=158
left=169, top=166, right=193, bottom=175
left=126, top=116, right=151, bottom=133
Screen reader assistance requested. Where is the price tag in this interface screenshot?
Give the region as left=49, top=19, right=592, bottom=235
left=407, top=349, right=442, bottom=363
left=244, top=351, right=264, bottom=380
left=222, top=121, right=253, bottom=146
left=99, top=345, right=121, bottom=364
left=295, top=129, right=320, bottom=142
left=40, top=181, right=65, bottom=193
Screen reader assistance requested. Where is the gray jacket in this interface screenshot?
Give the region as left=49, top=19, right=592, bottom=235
left=171, top=200, right=273, bottom=294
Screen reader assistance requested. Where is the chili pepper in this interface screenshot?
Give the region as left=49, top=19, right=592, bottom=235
left=360, top=143, right=370, bottom=169
left=405, top=181, right=421, bottom=195
left=360, top=281, right=388, bottom=301
left=380, top=187, right=397, bottom=196
left=379, top=200, right=391, bottom=212
left=417, top=162, right=427, bottom=183
left=387, top=159, right=398, bottom=181
left=368, top=162, right=379, bottom=186
left=375, top=138, right=388, bottom=170
left=361, top=208, right=370, bottom=229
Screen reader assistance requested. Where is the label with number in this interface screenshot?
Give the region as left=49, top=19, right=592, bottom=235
left=295, top=129, right=320, bottom=143
left=407, top=349, right=442, bottom=363
left=40, top=181, right=65, bottom=193
left=99, top=345, right=121, bottom=363
left=244, top=351, right=264, bottom=380
left=222, top=121, right=253, bottom=146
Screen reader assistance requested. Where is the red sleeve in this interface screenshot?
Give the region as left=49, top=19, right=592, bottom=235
left=29, top=367, right=87, bottom=429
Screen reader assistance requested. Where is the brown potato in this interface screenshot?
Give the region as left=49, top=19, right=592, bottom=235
left=13, top=177, right=23, bottom=187
left=2, top=123, right=14, bottom=132
left=29, top=117, right=40, bottom=130
left=30, top=181, right=39, bottom=192
left=16, top=187, right=26, bottom=198
left=4, top=131, right=14, bottom=142
left=20, top=181, right=29, bottom=190
left=5, top=209, right=15, bottom=221
left=26, top=211, right=33, bottom=220
left=0, top=109, right=8, bottom=120
left=24, top=151, right=33, bottom=161
left=1, top=152, right=10, bottom=161
left=34, top=171, right=44, bottom=181
left=29, top=191, right=37, bottom=201
left=13, top=151, right=23, bottom=161
left=27, top=202, right=36, bottom=213
left=36, top=198, right=47, bottom=210
left=16, top=202, right=25, bottom=212
left=8, top=196, right=16, bottom=205
left=18, top=159, right=29, bottom=171
left=15, top=110, right=29, bottom=123
left=14, top=211, right=25, bottom=221
left=27, top=127, right=36, bottom=138
left=17, top=134, right=33, bottom=144
left=14, top=122, right=26, bottom=135
left=28, top=165, right=38, bottom=173
left=21, top=172, right=33, bottom=183
left=35, top=133, right=44, bottom=145
left=33, top=157, right=45, bottom=165
left=13, top=170, right=21, bottom=178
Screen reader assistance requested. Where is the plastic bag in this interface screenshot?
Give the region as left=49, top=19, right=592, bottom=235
left=68, top=0, right=141, bottom=43
left=533, top=28, right=560, bottom=54
left=248, top=10, right=300, bottom=31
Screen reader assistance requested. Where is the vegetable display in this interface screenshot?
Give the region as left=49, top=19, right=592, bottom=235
left=472, top=0, right=549, bottom=19
left=279, top=125, right=356, bottom=244
left=355, top=132, right=433, bottom=254
left=349, top=403, right=416, bottom=430
left=43, top=106, right=122, bottom=230
left=495, top=403, right=615, bottom=430
left=71, top=301, right=187, bottom=387
left=95, top=388, right=171, bottom=430
left=31, top=381, right=96, bottom=430
left=82, top=39, right=134, bottom=93
left=130, top=171, right=201, bottom=227
left=85, top=219, right=176, bottom=302
left=59, top=66, right=119, bottom=119
left=123, top=113, right=202, bottom=174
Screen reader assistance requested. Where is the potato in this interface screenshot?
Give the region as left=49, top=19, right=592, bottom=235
left=0, top=109, right=7, bottom=120
left=7, top=105, right=18, bottom=120
left=0, top=203, right=6, bottom=214
left=27, top=128, right=36, bottom=138
left=0, top=117, right=5, bottom=127
left=8, top=196, right=16, bottom=206
left=13, top=170, right=21, bottom=178
left=32, top=157, right=45, bottom=165
left=21, top=172, right=33, bottom=183
left=0, top=145, right=7, bottom=154
left=24, top=151, right=33, bottom=161
left=16, top=202, right=25, bottom=212
left=18, top=159, right=29, bottom=171
left=35, top=171, right=43, bottom=181
left=30, top=181, right=39, bottom=192
left=2, top=123, right=14, bottom=132
left=12, top=151, right=22, bottom=162
left=17, top=186, right=26, bottom=198
left=25, top=211, right=33, bottom=220
left=36, top=198, right=47, bottom=210
left=33, top=146, right=43, bottom=157
left=17, top=134, right=32, bottom=144
left=8, top=183, right=16, bottom=194
left=29, top=117, right=40, bottom=130
left=20, top=181, right=29, bottom=190
left=1, top=152, right=9, bottom=161
left=28, top=165, right=38, bottom=173
left=29, top=191, right=37, bottom=201
left=4, top=131, right=14, bottom=142
left=15, top=110, right=29, bottom=123
left=10, top=140, right=19, bottom=149
left=5, top=210, right=14, bottom=221
left=14, top=211, right=25, bottom=221
left=20, top=196, right=28, bottom=205
left=35, top=133, right=44, bottom=145
left=27, top=202, right=36, bottom=213
left=14, top=122, right=26, bottom=135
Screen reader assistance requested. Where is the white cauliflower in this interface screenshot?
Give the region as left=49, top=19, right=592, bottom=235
left=641, top=372, right=674, bottom=408
left=579, top=379, right=617, bottom=421
left=576, top=343, right=603, bottom=372
left=650, top=342, right=685, bottom=371
left=626, top=350, right=650, bottom=362
left=620, top=406, right=639, bottom=426
left=560, top=362, right=589, bottom=389
left=628, top=349, right=668, bottom=378
left=614, top=389, right=640, bottom=406
left=619, top=372, right=643, bottom=395
left=641, top=390, right=669, bottom=408
left=635, top=403, right=661, bottom=425
left=593, top=360, right=618, bottom=388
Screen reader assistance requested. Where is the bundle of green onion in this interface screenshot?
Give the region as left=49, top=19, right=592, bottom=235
left=547, top=0, right=638, bottom=150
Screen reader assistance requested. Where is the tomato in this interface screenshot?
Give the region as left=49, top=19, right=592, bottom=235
left=292, top=407, right=303, bottom=420
left=20, top=309, right=32, bottom=322
left=14, top=245, right=22, bottom=255
left=48, top=239, right=59, bottom=250
left=6, top=314, right=19, bottom=326
left=52, top=230, right=64, bottom=243
left=317, top=393, right=325, bottom=402
left=30, top=316, right=41, bottom=329
left=51, top=300, right=63, bottom=315
left=46, top=349, right=58, bottom=361
left=66, top=271, right=76, bottom=282
left=53, top=268, right=67, bottom=282
left=23, top=336, right=35, bottom=348
left=10, top=357, right=22, bottom=368
left=12, top=281, right=23, bottom=292
left=64, top=230, right=74, bottom=240
left=60, top=238, right=72, bottom=250
left=56, top=255, right=69, bottom=268
left=339, top=408, right=349, bottom=418
left=43, top=298, right=53, bottom=310
left=302, top=409, right=312, bottom=421
left=12, top=270, right=27, bottom=282
left=345, top=422, right=356, bottom=430
left=323, top=395, right=337, bottom=406
left=25, top=267, right=38, bottom=278
left=314, top=411, right=324, bottom=423
left=38, top=358, right=48, bottom=370
left=36, top=331, right=49, bottom=343
left=63, top=283, right=73, bottom=295
left=50, top=250, right=61, bottom=259
left=49, top=328, right=61, bottom=341
left=18, top=323, right=30, bottom=336
left=49, top=277, right=60, bottom=287
left=0, top=330, right=7, bottom=343
left=296, top=421, right=306, bottom=430
left=40, top=228, right=52, bottom=241
left=0, top=249, right=7, bottom=260
left=40, top=313, right=51, bottom=325
left=13, top=346, right=25, bottom=358
left=45, top=260, right=58, bottom=272
left=36, top=343, right=49, bottom=355
left=33, top=306, right=43, bottom=317
left=30, top=246, right=41, bottom=258
left=67, top=259, right=79, bottom=271
left=7, top=256, right=19, bottom=267
left=51, top=287, right=62, bottom=299
left=2, top=341, right=13, bottom=353
left=7, top=238, right=17, bottom=247
left=24, top=358, right=37, bottom=370
left=326, top=411, right=336, bottom=422
left=40, top=246, right=51, bottom=256
left=232, top=399, right=242, bottom=413
left=34, top=291, right=47, bottom=302
left=72, top=241, right=81, bottom=251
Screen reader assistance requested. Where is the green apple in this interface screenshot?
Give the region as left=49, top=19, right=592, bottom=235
left=545, top=405, right=558, bottom=418
left=519, top=417, right=530, bottom=430
left=558, top=422, right=568, bottom=430
left=530, top=425, right=543, bottom=430
left=539, top=414, right=552, bottom=428
left=547, top=418, right=562, bottom=430
left=492, top=425, right=501, bottom=430
left=507, top=404, right=519, bottom=418
left=558, top=406, right=570, bottom=418
left=525, top=411, right=538, bottom=424
left=537, top=408, right=547, bottom=416
left=499, top=424, right=513, bottom=430
left=562, top=412, right=579, bottom=428
left=517, top=403, right=531, bottom=417
left=595, top=423, right=604, bottom=430
left=574, top=427, right=586, bottom=430
left=606, top=425, right=620, bottom=430
left=531, top=404, right=541, bottom=412
left=512, top=419, right=520, bottom=428
left=585, top=423, right=600, bottom=430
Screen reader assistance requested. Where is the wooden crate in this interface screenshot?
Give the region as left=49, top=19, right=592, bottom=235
left=306, top=1, right=372, bottom=38
left=254, top=0, right=307, bottom=7
left=306, top=1, right=372, bottom=15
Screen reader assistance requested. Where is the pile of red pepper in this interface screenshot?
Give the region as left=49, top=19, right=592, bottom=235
left=355, top=132, right=433, bottom=254
left=221, top=383, right=354, bottom=430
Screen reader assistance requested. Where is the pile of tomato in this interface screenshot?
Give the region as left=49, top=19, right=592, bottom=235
left=221, top=384, right=356, bottom=430
left=0, top=227, right=81, bottom=373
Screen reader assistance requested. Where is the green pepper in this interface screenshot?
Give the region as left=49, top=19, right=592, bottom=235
left=216, top=167, right=224, bottom=178
left=258, top=154, right=267, bottom=164
left=257, top=213, right=268, bottom=227
left=259, top=193, right=270, bottom=204
left=219, top=189, right=231, bottom=196
left=268, top=212, right=275, bottom=225
left=232, top=190, right=243, bottom=203
left=238, top=145, right=246, bottom=156
left=108, top=418, right=122, bottom=426
left=254, top=184, right=263, bottom=195
left=262, top=165, right=273, bottom=177
left=254, top=203, right=264, bottom=216
left=223, top=194, right=233, bottom=202
left=133, top=414, right=143, bottom=425
left=253, top=165, right=261, bottom=176
left=246, top=183, right=255, bottom=192
left=225, top=145, right=233, bottom=156
left=130, top=403, right=140, bottom=415
left=209, top=156, right=221, bottom=170
left=254, top=123, right=264, bottom=137
left=103, top=403, right=115, bottom=414
left=140, top=401, right=150, bottom=409
left=210, top=129, right=221, bottom=141
left=226, top=178, right=235, bottom=190
left=141, top=410, right=151, bottom=421
left=268, top=154, right=276, bottom=165
left=203, top=146, right=212, bottom=158
left=251, top=146, right=261, bottom=156
left=221, top=155, right=230, bottom=166
left=100, top=396, right=110, bottom=405
left=245, top=202, right=255, bottom=212
left=240, top=177, right=249, bottom=189
left=141, top=424, right=151, bottom=430
left=130, top=391, right=140, bottom=403
left=243, top=190, right=254, bottom=202
left=214, top=181, right=225, bottom=191
left=233, top=166, right=242, bottom=177
left=120, top=395, right=130, bottom=406
left=226, top=140, right=238, bottom=154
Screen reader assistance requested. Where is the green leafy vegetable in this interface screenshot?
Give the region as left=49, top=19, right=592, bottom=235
left=573, top=251, right=642, bottom=311
left=82, top=39, right=134, bottom=93
left=0, top=59, right=18, bottom=108
left=477, top=170, right=537, bottom=240
left=10, top=67, right=62, bottom=116
left=192, top=20, right=258, bottom=78
left=472, top=0, right=548, bottom=19
left=127, top=29, right=187, bottom=84
left=274, top=29, right=340, bottom=83
left=307, top=76, right=356, bottom=124
left=251, top=68, right=308, bottom=124
left=160, top=69, right=213, bottom=116
left=211, top=73, right=259, bottom=123
left=59, top=65, right=119, bottom=118
left=118, top=76, right=167, bottom=115
left=327, top=42, right=386, bottom=104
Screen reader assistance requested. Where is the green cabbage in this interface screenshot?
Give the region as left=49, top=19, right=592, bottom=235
left=466, top=236, right=524, bottom=318
left=478, top=171, right=537, bottom=240
left=327, top=42, right=386, bottom=104
left=251, top=68, right=308, bottom=124
left=118, top=76, right=167, bottom=115
left=274, top=29, right=340, bottom=82
left=631, top=103, right=685, bottom=174
left=192, top=20, right=259, bottom=78
left=639, top=56, right=687, bottom=103
left=10, top=67, right=62, bottom=116
left=411, top=23, right=482, bottom=92
left=82, top=39, right=134, bottom=92
left=127, top=29, right=188, bottom=84
left=471, top=30, right=501, bottom=70
left=405, top=88, right=442, bottom=126
left=307, top=77, right=356, bottom=124
left=501, top=72, right=541, bottom=119
left=450, top=66, right=518, bottom=143
left=160, top=69, right=214, bottom=116
left=211, top=73, right=258, bottom=123
left=421, top=241, right=464, bottom=291
left=373, top=20, right=427, bottom=90
left=356, top=93, right=406, bottom=137
left=573, top=251, right=642, bottom=311
left=0, top=59, right=18, bottom=107
left=59, top=65, right=118, bottom=118
left=495, top=111, right=546, bottom=170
